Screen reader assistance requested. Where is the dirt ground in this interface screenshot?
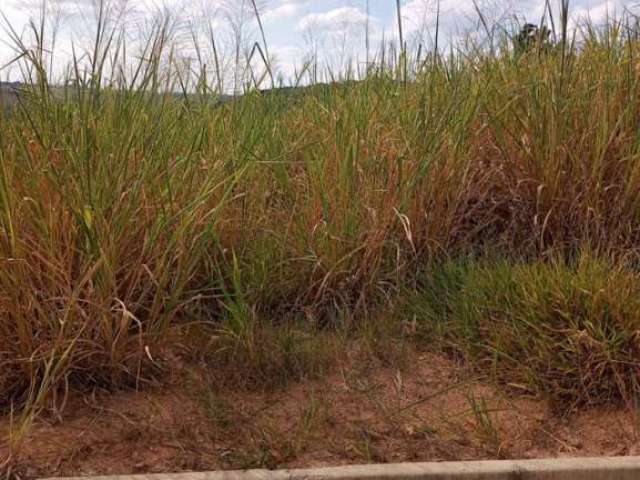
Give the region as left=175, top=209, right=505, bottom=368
left=3, top=347, right=640, bottom=478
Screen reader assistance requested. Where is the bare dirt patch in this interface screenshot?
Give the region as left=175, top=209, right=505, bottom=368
left=3, top=348, right=640, bottom=478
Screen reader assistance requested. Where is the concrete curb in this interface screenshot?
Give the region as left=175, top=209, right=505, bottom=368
left=41, top=457, right=640, bottom=480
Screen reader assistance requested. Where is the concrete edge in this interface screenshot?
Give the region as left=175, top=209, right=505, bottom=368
left=40, top=457, right=640, bottom=480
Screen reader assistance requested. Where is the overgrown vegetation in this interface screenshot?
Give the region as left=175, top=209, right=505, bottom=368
left=3, top=0, right=640, bottom=454
left=408, top=253, right=640, bottom=412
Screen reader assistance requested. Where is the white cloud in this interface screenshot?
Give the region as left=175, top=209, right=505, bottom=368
left=570, top=0, right=631, bottom=25
left=296, top=6, right=368, bottom=33
left=262, top=0, right=310, bottom=23
left=399, top=0, right=521, bottom=41
left=263, top=2, right=303, bottom=24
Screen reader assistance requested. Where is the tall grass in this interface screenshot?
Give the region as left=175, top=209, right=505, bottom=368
left=3, top=1, right=640, bottom=435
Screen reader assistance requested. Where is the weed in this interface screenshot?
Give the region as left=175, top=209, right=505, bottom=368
left=201, top=390, right=235, bottom=430
left=466, top=393, right=504, bottom=458
left=3, top=0, right=640, bottom=441
left=409, top=254, right=640, bottom=412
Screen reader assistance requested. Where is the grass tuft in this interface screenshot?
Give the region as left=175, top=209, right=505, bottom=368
left=409, top=253, right=640, bottom=412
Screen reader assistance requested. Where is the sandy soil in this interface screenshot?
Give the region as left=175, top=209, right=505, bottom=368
left=3, top=349, right=640, bottom=478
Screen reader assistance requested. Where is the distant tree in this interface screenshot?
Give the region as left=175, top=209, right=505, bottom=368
left=514, top=23, right=552, bottom=55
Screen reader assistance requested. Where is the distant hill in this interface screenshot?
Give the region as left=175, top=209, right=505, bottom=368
left=0, top=80, right=358, bottom=114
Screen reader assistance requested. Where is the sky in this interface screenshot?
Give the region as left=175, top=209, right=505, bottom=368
left=0, top=0, right=638, bottom=86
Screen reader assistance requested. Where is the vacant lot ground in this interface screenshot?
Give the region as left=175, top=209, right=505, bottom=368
left=5, top=5, right=640, bottom=478
left=3, top=344, right=640, bottom=478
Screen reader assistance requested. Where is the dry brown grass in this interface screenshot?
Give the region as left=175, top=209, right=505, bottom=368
left=3, top=7, right=640, bottom=448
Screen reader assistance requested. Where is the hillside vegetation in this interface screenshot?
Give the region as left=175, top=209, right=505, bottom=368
left=3, top=5, right=640, bottom=453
